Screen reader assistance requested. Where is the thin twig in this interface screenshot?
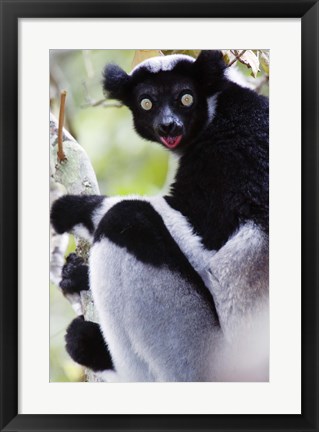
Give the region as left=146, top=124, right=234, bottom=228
left=227, top=50, right=247, bottom=68
left=57, top=90, right=67, bottom=162
left=81, top=98, right=123, bottom=109
left=81, top=81, right=123, bottom=108
left=101, top=101, right=123, bottom=108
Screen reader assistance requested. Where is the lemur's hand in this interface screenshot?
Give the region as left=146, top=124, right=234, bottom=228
left=60, top=253, right=89, bottom=295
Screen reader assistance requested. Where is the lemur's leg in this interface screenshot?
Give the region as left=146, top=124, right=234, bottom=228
left=90, top=200, right=222, bottom=381
left=51, top=195, right=221, bottom=381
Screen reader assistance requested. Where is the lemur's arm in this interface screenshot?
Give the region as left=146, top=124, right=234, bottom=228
left=50, top=195, right=104, bottom=242
left=51, top=194, right=128, bottom=243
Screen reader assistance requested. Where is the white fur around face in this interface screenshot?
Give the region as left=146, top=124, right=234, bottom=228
left=207, top=93, right=219, bottom=124
left=225, top=66, right=255, bottom=89
left=130, top=54, right=195, bottom=75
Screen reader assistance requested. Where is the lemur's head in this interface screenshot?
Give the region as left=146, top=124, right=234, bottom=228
left=103, top=50, right=227, bottom=152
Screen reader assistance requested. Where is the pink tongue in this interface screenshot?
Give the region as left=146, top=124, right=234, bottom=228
left=160, top=135, right=182, bottom=149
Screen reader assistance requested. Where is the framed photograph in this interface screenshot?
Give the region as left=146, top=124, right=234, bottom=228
left=1, top=1, right=318, bottom=431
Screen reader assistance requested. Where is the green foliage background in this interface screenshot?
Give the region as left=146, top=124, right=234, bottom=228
left=49, top=49, right=269, bottom=382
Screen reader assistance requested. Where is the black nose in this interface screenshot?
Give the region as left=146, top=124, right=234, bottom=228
left=158, top=121, right=183, bottom=137
left=158, top=121, right=175, bottom=136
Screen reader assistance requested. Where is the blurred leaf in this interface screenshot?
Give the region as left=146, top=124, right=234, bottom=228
left=161, top=50, right=199, bottom=58
left=161, top=50, right=174, bottom=56
left=222, top=49, right=232, bottom=65
left=131, top=50, right=163, bottom=69
left=187, top=50, right=201, bottom=58
left=177, top=50, right=200, bottom=58
left=237, top=50, right=260, bottom=78
left=260, top=51, right=270, bottom=75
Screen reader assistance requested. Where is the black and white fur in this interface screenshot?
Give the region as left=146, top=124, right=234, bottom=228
left=51, top=50, right=269, bottom=382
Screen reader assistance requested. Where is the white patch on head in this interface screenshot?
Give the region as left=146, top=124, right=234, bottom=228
left=130, top=54, right=195, bottom=75
left=207, top=93, right=219, bottom=124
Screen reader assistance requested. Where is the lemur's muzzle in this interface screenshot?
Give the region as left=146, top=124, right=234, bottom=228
left=156, top=115, right=183, bottom=149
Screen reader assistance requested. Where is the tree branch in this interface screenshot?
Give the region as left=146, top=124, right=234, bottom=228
left=57, top=90, right=67, bottom=162
left=227, top=50, right=247, bottom=68
left=50, top=112, right=102, bottom=381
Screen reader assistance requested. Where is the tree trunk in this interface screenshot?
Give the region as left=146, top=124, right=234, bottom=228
left=50, top=113, right=102, bottom=381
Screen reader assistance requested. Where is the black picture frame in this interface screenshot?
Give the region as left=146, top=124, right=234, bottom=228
left=1, top=1, right=318, bottom=431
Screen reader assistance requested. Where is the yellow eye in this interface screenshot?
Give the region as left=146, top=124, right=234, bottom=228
left=140, top=98, right=153, bottom=111
left=181, top=93, right=193, bottom=107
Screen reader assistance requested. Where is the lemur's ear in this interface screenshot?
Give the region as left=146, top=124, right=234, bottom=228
left=193, top=50, right=226, bottom=92
left=102, top=64, right=131, bottom=102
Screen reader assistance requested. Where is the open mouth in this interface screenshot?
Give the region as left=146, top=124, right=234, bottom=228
left=159, top=135, right=183, bottom=149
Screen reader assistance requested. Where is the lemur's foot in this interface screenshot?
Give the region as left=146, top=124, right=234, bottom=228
left=60, top=253, right=89, bottom=295
left=65, top=316, right=114, bottom=372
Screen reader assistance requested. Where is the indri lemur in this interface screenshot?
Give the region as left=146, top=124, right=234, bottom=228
left=51, top=50, right=269, bottom=382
